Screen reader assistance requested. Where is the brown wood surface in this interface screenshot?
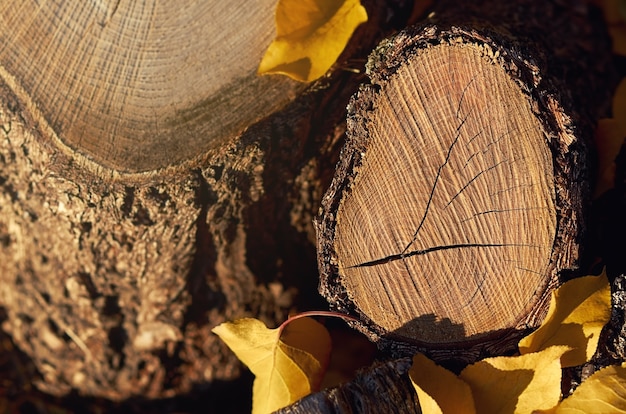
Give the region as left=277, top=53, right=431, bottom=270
left=279, top=272, right=626, bottom=414
left=0, top=0, right=620, bottom=410
left=335, top=42, right=557, bottom=344
left=317, top=0, right=616, bottom=362
left=0, top=0, right=405, bottom=400
left=0, top=0, right=305, bottom=172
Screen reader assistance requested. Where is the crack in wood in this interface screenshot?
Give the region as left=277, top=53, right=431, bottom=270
left=444, top=158, right=508, bottom=209
left=459, top=206, right=550, bottom=223
left=400, top=105, right=473, bottom=255
left=462, top=271, right=488, bottom=308
left=462, top=125, right=535, bottom=169
left=349, top=242, right=517, bottom=268
left=398, top=75, right=483, bottom=257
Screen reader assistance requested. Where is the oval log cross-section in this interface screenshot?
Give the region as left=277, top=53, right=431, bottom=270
left=317, top=26, right=584, bottom=357
left=338, top=43, right=556, bottom=343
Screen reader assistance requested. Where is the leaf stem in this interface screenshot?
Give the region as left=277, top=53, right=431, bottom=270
left=278, top=310, right=359, bottom=334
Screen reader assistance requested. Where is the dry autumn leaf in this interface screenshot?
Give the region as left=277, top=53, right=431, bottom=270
left=258, top=0, right=368, bottom=82
left=409, top=268, right=615, bottom=414
left=409, top=353, right=476, bottom=414
left=212, top=317, right=331, bottom=414
left=554, top=363, right=626, bottom=413
left=409, top=347, right=568, bottom=414
left=518, top=271, right=611, bottom=367
left=459, top=346, right=569, bottom=414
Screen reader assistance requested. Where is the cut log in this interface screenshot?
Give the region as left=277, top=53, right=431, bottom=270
left=317, top=0, right=616, bottom=361
left=278, top=358, right=420, bottom=414
left=0, top=0, right=405, bottom=400
left=0, top=0, right=306, bottom=173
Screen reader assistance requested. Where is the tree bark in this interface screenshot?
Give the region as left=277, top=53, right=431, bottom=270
left=316, top=0, right=617, bottom=363
left=278, top=358, right=421, bottom=414
left=0, top=0, right=406, bottom=400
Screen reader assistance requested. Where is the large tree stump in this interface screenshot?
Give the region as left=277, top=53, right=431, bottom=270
left=0, top=0, right=305, bottom=173
left=0, top=0, right=403, bottom=400
left=317, top=0, right=616, bottom=362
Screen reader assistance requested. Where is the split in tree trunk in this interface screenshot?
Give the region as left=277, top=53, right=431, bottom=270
left=316, top=0, right=616, bottom=361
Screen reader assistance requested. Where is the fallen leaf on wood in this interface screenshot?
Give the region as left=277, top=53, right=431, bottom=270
left=518, top=271, right=611, bottom=367
left=459, top=346, right=569, bottom=414
left=409, top=353, right=475, bottom=414
left=554, top=362, right=626, bottom=413
left=212, top=316, right=331, bottom=414
left=258, top=0, right=368, bottom=82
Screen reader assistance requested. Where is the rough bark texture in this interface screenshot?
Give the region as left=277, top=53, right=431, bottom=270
left=0, top=0, right=622, bottom=412
left=317, top=0, right=616, bottom=363
left=278, top=358, right=420, bottom=414
left=0, top=74, right=307, bottom=400
left=0, top=0, right=409, bottom=401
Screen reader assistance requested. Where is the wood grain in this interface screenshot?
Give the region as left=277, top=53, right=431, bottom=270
left=335, top=43, right=556, bottom=344
left=0, top=0, right=304, bottom=172
left=317, top=18, right=596, bottom=360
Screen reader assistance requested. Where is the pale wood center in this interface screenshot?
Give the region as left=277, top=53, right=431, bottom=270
left=335, top=44, right=556, bottom=343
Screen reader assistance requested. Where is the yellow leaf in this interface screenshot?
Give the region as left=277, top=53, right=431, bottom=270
left=409, top=353, right=476, bottom=414
left=459, top=346, right=569, bottom=414
left=212, top=317, right=331, bottom=414
left=258, top=0, right=368, bottom=82
left=555, top=363, right=626, bottom=413
left=518, top=272, right=611, bottom=367
left=614, top=77, right=626, bottom=136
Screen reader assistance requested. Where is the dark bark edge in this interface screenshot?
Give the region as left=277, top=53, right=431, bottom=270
left=315, top=21, right=590, bottom=362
